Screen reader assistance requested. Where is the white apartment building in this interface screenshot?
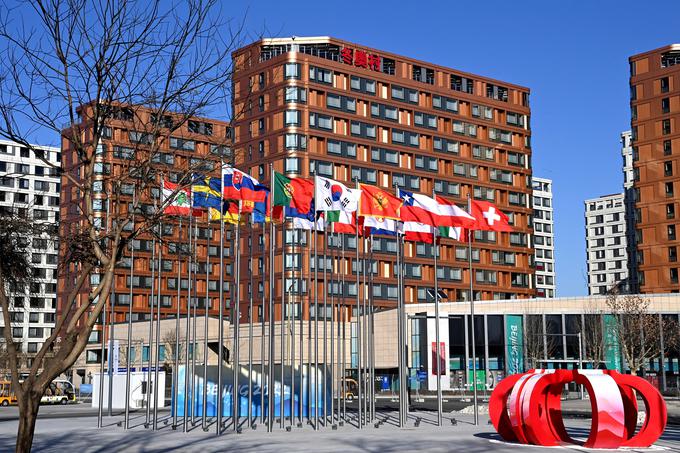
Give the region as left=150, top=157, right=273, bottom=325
left=0, top=140, right=61, bottom=370
left=584, top=193, right=629, bottom=295
left=621, top=130, right=638, bottom=292
left=532, top=177, right=556, bottom=297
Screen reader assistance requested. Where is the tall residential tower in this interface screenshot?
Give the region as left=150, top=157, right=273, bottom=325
left=532, top=177, right=555, bottom=297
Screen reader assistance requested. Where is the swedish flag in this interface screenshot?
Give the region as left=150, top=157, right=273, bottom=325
left=192, top=175, right=222, bottom=210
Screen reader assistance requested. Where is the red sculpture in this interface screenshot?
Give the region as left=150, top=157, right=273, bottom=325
left=489, top=369, right=667, bottom=448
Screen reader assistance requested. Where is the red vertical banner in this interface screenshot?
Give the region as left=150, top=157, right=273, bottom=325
left=431, top=341, right=446, bottom=375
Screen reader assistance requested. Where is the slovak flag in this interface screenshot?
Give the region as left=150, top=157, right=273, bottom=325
left=470, top=200, right=512, bottom=232
left=222, top=165, right=268, bottom=206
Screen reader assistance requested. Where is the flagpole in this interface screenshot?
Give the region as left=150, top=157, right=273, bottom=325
left=329, top=231, right=336, bottom=427
left=191, top=222, right=199, bottom=426
left=368, top=234, right=375, bottom=423
left=394, top=184, right=404, bottom=428
left=260, top=220, right=267, bottom=426
left=153, top=220, right=163, bottom=430
left=267, top=163, right=275, bottom=432
left=400, top=232, right=408, bottom=426
left=362, top=237, right=368, bottom=425
left=298, top=228, right=304, bottom=428
left=354, top=178, right=362, bottom=429
left=313, top=221, right=319, bottom=430
left=107, top=190, right=115, bottom=420
left=467, top=193, right=479, bottom=425
left=429, top=189, right=442, bottom=427
left=183, top=207, right=193, bottom=432
left=145, top=213, right=157, bottom=428
left=124, top=187, right=137, bottom=430
left=322, top=221, right=328, bottom=426
left=202, top=216, right=210, bottom=431
left=98, top=190, right=110, bottom=428
left=340, top=235, right=346, bottom=426
left=277, top=186, right=285, bottom=431
left=216, top=159, right=225, bottom=436
left=248, top=218, right=254, bottom=428
left=306, top=229, right=312, bottom=427
left=233, top=206, right=241, bottom=432
left=290, top=223, right=296, bottom=429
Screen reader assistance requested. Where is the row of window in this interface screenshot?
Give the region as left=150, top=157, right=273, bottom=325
left=285, top=62, right=527, bottom=105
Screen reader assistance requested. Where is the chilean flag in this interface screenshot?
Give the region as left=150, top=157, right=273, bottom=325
left=222, top=165, right=267, bottom=206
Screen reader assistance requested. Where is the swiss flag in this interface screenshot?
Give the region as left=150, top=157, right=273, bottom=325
left=470, top=200, right=512, bottom=232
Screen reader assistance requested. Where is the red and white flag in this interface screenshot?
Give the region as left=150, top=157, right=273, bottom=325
left=470, top=200, right=512, bottom=232
left=434, top=195, right=476, bottom=227
left=162, top=180, right=200, bottom=216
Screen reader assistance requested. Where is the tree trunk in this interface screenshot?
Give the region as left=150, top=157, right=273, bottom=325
left=16, top=390, right=41, bottom=453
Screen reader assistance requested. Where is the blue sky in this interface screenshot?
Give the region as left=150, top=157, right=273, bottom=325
left=232, top=0, right=679, bottom=296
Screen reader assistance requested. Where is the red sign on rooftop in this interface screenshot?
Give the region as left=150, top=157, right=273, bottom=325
left=340, top=47, right=381, bottom=72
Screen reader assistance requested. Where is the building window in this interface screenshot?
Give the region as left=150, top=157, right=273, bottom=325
left=350, top=121, right=376, bottom=139
left=486, top=84, right=508, bottom=102
left=668, top=203, right=676, bottom=219
left=284, top=110, right=300, bottom=126
left=371, top=103, right=398, bottom=122
left=661, top=77, right=670, bottom=93
left=285, top=86, right=307, bottom=104
left=350, top=76, right=376, bottom=95
left=662, top=97, right=670, bottom=114
left=412, top=65, right=434, bottom=84
left=665, top=161, right=674, bottom=177
left=309, top=112, right=333, bottom=131
left=284, top=157, right=300, bottom=174
left=390, top=85, right=418, bottom=104
left=432, top=95, right=458, bottom=113
left=666, top=182, right=674, bottom=197
left=668, top=224, right=676, bottom=241
left=669, top=246, right=677, bottom=262
left=671, top=268, right=679, bottom=284
left=450, top=75, right=473, bottom=94
left=284, top=63, right=300, bottom=79
left=285, top=133, right=307, bottom=150
left=663, top=119, right=672, bottom=135
left=326, top=94, right=356, bottom=113
left=309, top=66, right=333, bottom=84
left=664, top=140, right=672, bottom=155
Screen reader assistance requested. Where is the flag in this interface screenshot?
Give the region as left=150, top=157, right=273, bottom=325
left=222, top=165, right=267, bottom=206
left=314, top=176, right=358, bottom=213
left=252, top=190, right=270, bottom=224
left=402, top=222, right=436, bottom=243
left=287, top=201, right=324, bottom=231
left=162, top=180, right=199, bottom=216
left=359, top=184, right=402, bottom=220
left=191, top=175, right=222, bottom=210
left=470, top=200, right=513, bottom=232
left=208, top=201, right=240, bottom=224
left=399, top=190, right=444, bottom=226
left=438, top=226, right=463, bottom=241
left=273, top=172, right=314, bottom=214
left=362, top=216, right=398, bottom=236
left=331, top=211, right=357, bottom=235
left=434, top=195, right=476, bottom=227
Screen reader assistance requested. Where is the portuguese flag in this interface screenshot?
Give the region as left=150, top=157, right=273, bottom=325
left=273, top=172, right=314, bottom=214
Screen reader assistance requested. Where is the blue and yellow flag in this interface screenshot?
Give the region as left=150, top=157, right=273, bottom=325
left=208, top=201, right=240, bottom=224
left=192, top=175, right=222, bottom=210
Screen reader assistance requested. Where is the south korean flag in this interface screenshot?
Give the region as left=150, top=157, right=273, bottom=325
left=315, top=176, right=358, bottom=213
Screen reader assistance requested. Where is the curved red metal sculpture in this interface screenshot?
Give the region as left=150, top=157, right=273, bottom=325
left=489, top=369, right=667, bottom=448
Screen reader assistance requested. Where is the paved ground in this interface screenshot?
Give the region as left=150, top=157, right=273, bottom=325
left=0, top=407, right=679, bottom=452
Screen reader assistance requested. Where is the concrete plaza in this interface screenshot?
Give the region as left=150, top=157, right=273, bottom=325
left=0, top=406, right=679, bottom=452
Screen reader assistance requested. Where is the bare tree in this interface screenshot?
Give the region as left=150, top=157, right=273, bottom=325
left=162, top=327, right=183, bottom=368
left=0, top=1, right=250, bottom=450
left=524, top=314, right=544, bottom=370
left=581, top=302, right=605, bottom=369
left=606, top=293, right=679, bottom=376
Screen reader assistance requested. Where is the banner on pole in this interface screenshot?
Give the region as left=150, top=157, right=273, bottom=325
left=112, top=340, right=120, bottom=375
left=505, top=315, right=524, bottom=375
left=603, top=314, right=622, bottom=372
left=431, top=341, right=446, bottom=375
